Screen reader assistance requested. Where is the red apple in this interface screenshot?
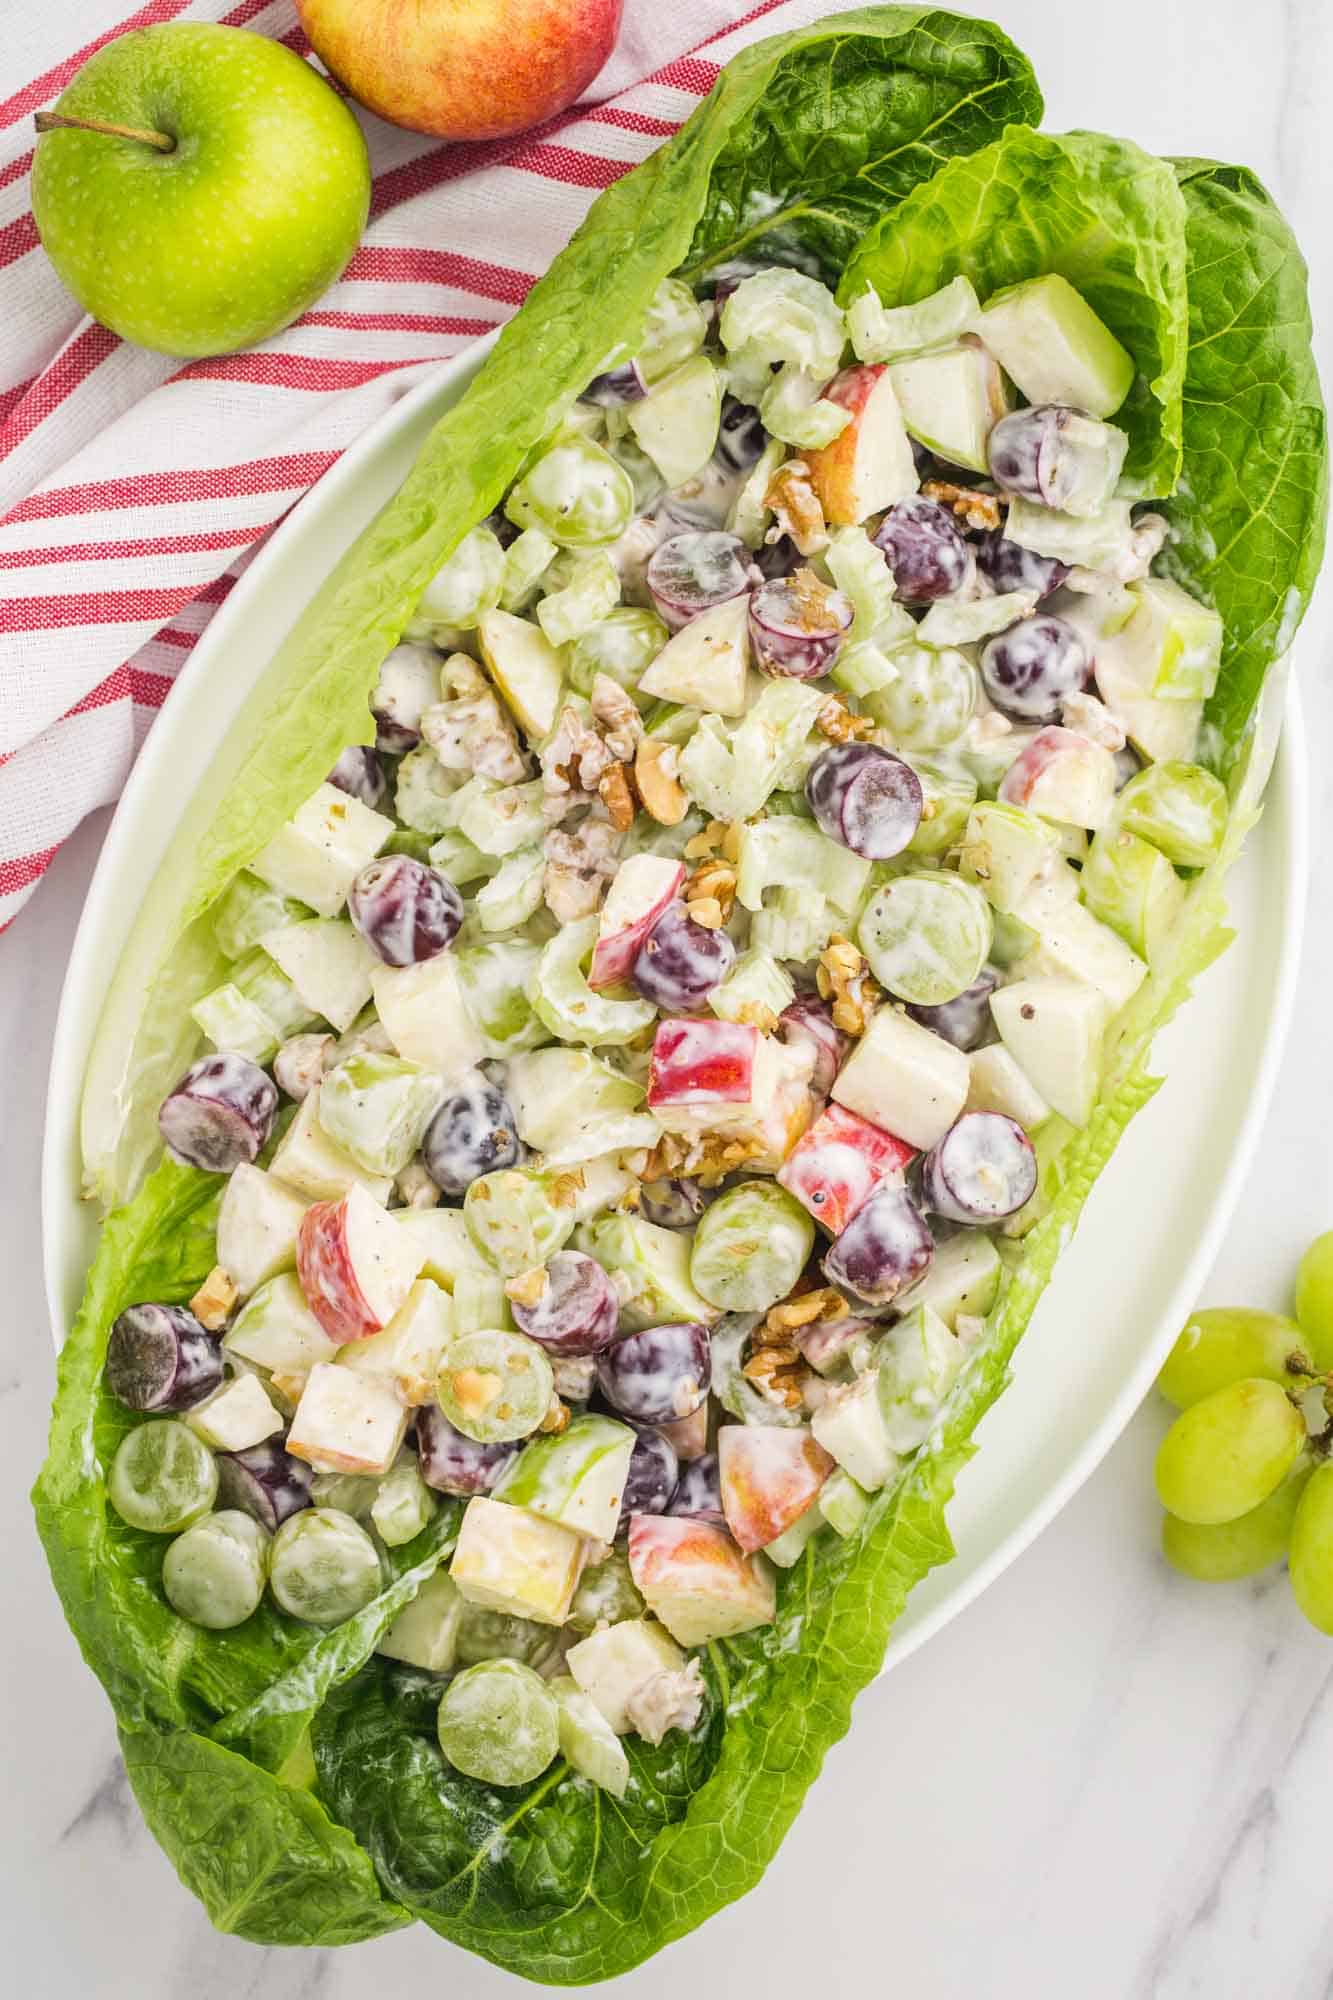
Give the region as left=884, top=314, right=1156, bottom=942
left=999, top=725, right=1116, bottom=829
left=589, top=855, right=685, bottom=990
left=777, top=1101, right=916, bottom=1235
left=648, top=1019, right=758, bottom=1108
left=717, top=1425, right=834, bottom=1554
left=296, top=1184, right=422, bottom=1342
left=805, top=363, right=918, bottom=527
left=296, top=0, right=623, bottom=144
left=627, top=1514, right=776, bottom=1645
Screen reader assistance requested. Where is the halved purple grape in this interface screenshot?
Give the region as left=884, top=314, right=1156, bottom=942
left=105, top=1303, right=222, bottom=1412
left=159, top=1054, right=277, bottom=1174
left=639, top=1177, right=712, bottom=1231
left=906, top=968, right=1000, bottom=1051
left=777, top=995, right=847, bottom=1099
left=327, top=745, right=388, bottom=811
left=348, top=854, right=463, bottom=966
left=372, top=643, right=441, bottom=754
left=646, top=530, right=751, bottom=630
left=483, top=509, right=521, bottom=550
left=669, top=1450, right=724, bottom=1523
left=215, top=1439, right=313, bottom=1532
left=749, top=570, right=853, bottom=678
left=510, top=1249, right=620, bottom=1357
left=597, top=1322, right=711, bottom=1424
left=416, top=1405, right=520, bottom=1495
left=716, top=395, right=767, bottom=472
left=582, top=359, right=648, bottom=406
left=823, top=1186, right=934, bottom=1305
left=632, top=902, right=736, bottom=1012
left=922, top=1111, right=1037, bottom=1224
left=974, top=528, right=1068, bottom=598
left=806, top=742, right=923, bottom=860
left=987, top=404, right=1110, bottom=512
left=980, top=614, right=1089, bottom=722
left=421, top=1074, right=521, bottom=1198
left=617, top=1426, right=679, bottom=1533
left=874, top=498, right=973, bottom=603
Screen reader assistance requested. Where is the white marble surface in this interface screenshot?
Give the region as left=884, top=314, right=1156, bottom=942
left=5, top=0, right=1333, bottom=1993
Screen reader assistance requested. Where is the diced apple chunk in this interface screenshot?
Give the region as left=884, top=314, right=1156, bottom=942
left=888, top=340, right=1010, bottom=475
left=261, top=920, right=379, bottom=1033
left=336, top=1278, right=455, bottom=1405
left=977, top=273, right=1134, bottom=418
left=268, top=1090, right=393, bottom=1205
left=649, top=1018, right=758, bottom=1108
left=637, top=597, right=750, bottom=715
left=566, top=1618, right=687, bottom=1734
left=805, top=363, right=919, bottom=526
left=590, top=855, right=685, bottom=989
left=991, top=977, right=1108, bottom=1128
left=296, top=1184, right=423, bottom=1343
left=777, top=1101, right=916, bottom=1235
left=186, top=1372, right=284, bottom=1453
left=477, top=608, right=565, bottom=739
left=497, top=1414, right=636, bottom=1543
left=224, top=1271, right=340, bottom=1377
left=250, top=781, right=394, bottom=919
left=647, top=1024, right=812, bottom=1172
left=966, top=1043, right=1052, bottom=1130
left=894, top=1232, right=1002, bottom=1330
left=449, top=1494, right=584, bottom=1626
left=810, top=1371, right=898, bottom=1492
left=286, top=1360, right=409, bottom=1475
left=1115, top=578, right=1222, bottom=702
left=717, top=1424, right=834, bottom=1554
left=999, top=726, right=1117, bottom=831
left=831, top=1005, right=969, bottom=1151
left=376, top=1570, right=464, bottom=1672
left=392, top=1205, right=492, bottom=1289
left=216, top=1164, right=309, bottom=1299
left=627, top=1514, right=776, bottom=1646
left=1012, top=898, right=1146, bottom=1014
left=371, top=953, right=486, bottom=1079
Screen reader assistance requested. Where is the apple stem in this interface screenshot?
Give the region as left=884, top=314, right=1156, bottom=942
left=34, top=110, right=175, bottom=153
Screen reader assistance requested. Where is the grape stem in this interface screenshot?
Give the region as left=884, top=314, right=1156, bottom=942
left=34, top=110, right=176, bottom=153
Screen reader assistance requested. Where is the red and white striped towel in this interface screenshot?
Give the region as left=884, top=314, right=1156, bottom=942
left=0, top=0, right=867, bottom=932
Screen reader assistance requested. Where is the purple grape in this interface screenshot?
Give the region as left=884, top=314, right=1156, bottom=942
left=806, top=742, right=923, bottom=860
left=980, top=614, right=1089, bottom=722
left=749, top=571, right=853, bottom=678
left=372, top=643, right=441, bottom=754
left=159, top=1054, right=277, bottom=1174
left=752, top=534, right=801, bottom=581
left=582, top=359, right=648, bottom=406
left=597, top=1322, right=711, bottom=1424
left=215, top=1440, right=313, bottom=1532
left=922, top=1112, right=1037, bottom=1224
left=327, top=745, right=388, bottom=810
left=416, top=1405, right=520, bottom=1495
left=716, top=395, right=767, bottom=472
left=639, top=1177, right=712, bottom=1231
left=1114, top=742, right=1143, bottom=791
left=348, top=854, right=463, bottom=967
left=974, top=528, right=1068, bottom=598
left=421, top=1074, right=520, bottom=1197
left=669, top=1451, right=724, bottom=1523
left=987, top=404, right=1106, bottom=511
left=509, top=1250, right=620, bottom=1357
left=632, top=902, right=736, bottom=1012
left=906, top=968, right=1000, bottom=1051
left=618, top=1426, right=679, bottom=1533
left=777, top=995, right=847, bottom=1099
left=105, top=1303, right=222, bottom=1412
left=874, top=498, right=973, bottom=603
left=646, top=531, right=751, bottom=630
left=823, top=1186, right=934, bottom=1306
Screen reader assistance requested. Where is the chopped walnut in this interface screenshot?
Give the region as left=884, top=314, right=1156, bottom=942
left=394, top=1161, right=441, bottom=1210
left=543, top=816, right=622, bottom=922
left=764, top=459, right=829, bottom=556
left=547, top=1169, right=587, bottom=1210
left=589, top=673, right=643, bottom=762
left=598, top=759, right=637, bottom=832
left=1061, top=689, right=1126, bottom=751
left=505, top=1265, right=550, bottom=1310
left=642, top=1127, right=769, bottom=1189
left=190, top=1265, right=237, bottom=1332
left=422, top=654, right=528, bottom=783
left=762, top=1285, right=848, bottom=1335
left=922, top=478, right=1003, bottom=533
left=817, top=693, right=875, bottom=742
left=273, top=1031, right=336, bottom=1102
left=539, top=1394, right=571, bottom=1435
left=551, top=1355, right=597, bottom=1401
left=540, top=703, right=616, bottom=823
left=634, top=736, right=688, bottom=825
left=625, top=1657, right=706, bottom=1745
left=816, top=933, right=881, bottom=1037
left=742, top=1341, right=808, bottom=1411
left=685, top=857, right=736, bottom=923
left=683, top=820, right=726, bottom=861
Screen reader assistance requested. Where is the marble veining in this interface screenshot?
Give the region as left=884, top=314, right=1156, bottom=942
left=4, top=0, right=1332, bottom=1993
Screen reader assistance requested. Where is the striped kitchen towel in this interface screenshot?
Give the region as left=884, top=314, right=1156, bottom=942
left=0, top=0, right=862, bottom=931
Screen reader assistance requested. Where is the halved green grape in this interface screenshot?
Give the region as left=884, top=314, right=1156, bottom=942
left=1288, top=1462, right=1333, bottom=1634
left=906, top=759, right=977, bottom=857
left=309, top=1470, right=380, bottom=1519
left=464, top=1167, right=578, bottom=1277
left=858, top=872, right=992, bottom=1005
left=550, top=1675, right=631, bottom=1797
left=569, top=1549, right=646, bottom=1632
left=412, top=524, right=506, bottom=632
left=1295, top=1229, right=1333, bottom=1370
left=1156, top=1307, right=1311, bottom=1409
left=108, top=1420, right=219, bottom=1534
left=866, top=645, right=977, bottom=751
left=690, top=1181, right=815, bottom=1314
left=436, top=1658, right=560, bottom=1787
left=455, top=1603, right=553, bottom=1668
left=370, top=1455, right=437, bottom=1548
left=268, top=1508, right=383, bottom=1626
left=1154, top=1378, right=1305, bottom=1526
left=1162, top=1460, right=1311, bottom=1582
left=437, top=1328, right=555, bottom=1444
left=1116, top=760, right=1228, bottom=868
left=568, top=607, right=669, bottom=701
left=533, top=916, right=656, bottom=1047
left=162, top=1510, right=270, bottom=1629
left=504, top=436, right=635, bottom=549
left=1082, top=826, right=1184, bottom=963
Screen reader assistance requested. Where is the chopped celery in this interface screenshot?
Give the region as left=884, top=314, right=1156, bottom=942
left=457, top=778, right=545, bottom=858
left=536, top=551, right=621, bottom=649
left=428, top=826, right=503, bottom=888
left=190, top=982, right=281, bottom=1062
left=474, top=848, right=545, bottom=933
left=846, top=275, right=980, bottom=362
left=719, top=268, right=846, bottom=379
left=906, top=760, right=978, bottom=858
left=499, top=527, right=559, bottom=612
left=727, top=436, right=786, bottom=550
left=750, top=887, right=834, bottom=962
left=395, top=744, right=467, bottom=835
left=625, top=354, right=722, bottom=488
left=736, top=817, right=870, bottom=916
left=917, top=589, right=1039, bottom=648
left=760, top=364, right=851, bottom=449
left=831, top=638, right=901, bottom=700
left=709, top=949, right=795, bottom=1028
left=212, top=871, right=312, bottom=961
left=636, top=276, right=709, bottom=383
left=824, top=526, right=915, bottom=644
left=678, top=680, right=825, bottom=820
left=532, top=917, right=656, bottom=1047
left=229, top=948, right=319, bottom=1038
left=455, top=940, right=549, bottom=1057
left=452, top=1270, right=515, bottom=1335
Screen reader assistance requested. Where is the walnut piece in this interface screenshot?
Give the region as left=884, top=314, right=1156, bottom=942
left=817, top=693, right=875, bottom=743
left=764, top=460, right=829, bottom=555
left=597, top=759, right=637, bottom=832
left=685, top=857, right=736, bottom=923
left=422, top=654, right=528, bottom=783
left=922, top=478, right=1003, bottom=533
left=505, top=1265, right=550, bottom=1310
left=539, top=1394, right=571, bottom=1435
left=634, top=737, right=688, bottom=825
left=190, top=1265, right=237, bottom=1332
left=589, top=673, right=643, bottom=762
left=543, top=816, right=622, bottom=922
left=741, top=1341, right=808, bottom=1411
left=815, top=933, right=881, bottom=1037
left=642, top=1127, right=769, bottom=1189
left=273, top=1031, right=336, bottom=1102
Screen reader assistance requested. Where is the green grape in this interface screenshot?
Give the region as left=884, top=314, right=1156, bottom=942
left=1288, top=1462, right=1333, bottom=1634
left=437, top=1329, right=555, bottom=1444
left=1156, top=1307, right=1311, bottom=1409
left=1081, top=827, right=1184, bottom=963
left=906, top=759, right=977, bottom=857
left=690, top=1180, right=815, bottom=1314
left=568, top=1549, right=645, bottom=1632
left=1116, top=760, right=1228, bottom=868
left=866, top=644, right=977, bottom=751
left=108, top=1420, right=219, bottom=1535
left=1294, top=1229, right=1333, bottom=1369
left=309, top=1470, right=380, bottom=1519
left=1162, top=1461, right=1311, bottom=1581
left=268, top=1509, right=382, bottom=1626
left=464, top=1168, right=577, bottom=1277
left=455, top=1604, right=553, bottom=1668
left=414, top=524, right=505, bottom=630
left=857, top=872, right=991, bottom=1005
left=163, top=1510, right=269, bottom=1629
left=1154, top=1378, right=1305, bottom=1526
left=504, top=436, right=634, bottom=548
left=568, top=607, right=669, bottom=700
left=436, top=1659, right=560, bottom=1787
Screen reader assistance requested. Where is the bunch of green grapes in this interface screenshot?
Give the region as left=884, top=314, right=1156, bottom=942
left=1154, top=1230, right=1333, bottom=1630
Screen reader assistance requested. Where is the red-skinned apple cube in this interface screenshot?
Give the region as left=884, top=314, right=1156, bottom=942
left=296, top=1184, right=422, bottom=1343
left=999, top=725, right=1116, bottom=830
left=627, top=1514, right=776, bottom=1645
left=777, top=1100, right=916, bottom=1235
left=589, top=855, right=685, bottom=990
left=805, top=363, right=918, bottom=527
left=648, top=1018, right=758, bottom=1108
left=717, top=1424, right=834, bottom=1554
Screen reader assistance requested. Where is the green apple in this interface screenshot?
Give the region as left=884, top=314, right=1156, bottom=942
left=32, top=23, right=370, bottom=358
